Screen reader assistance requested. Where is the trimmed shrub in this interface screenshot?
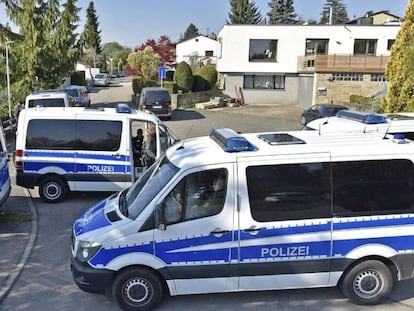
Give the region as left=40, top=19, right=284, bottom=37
left=174, top=62, right=193, bottom=93
left=196, top=65, right=217, bottom=90
left=192, top=74, right=205, bottom=92
left=132, top=77, right=157, bottom=94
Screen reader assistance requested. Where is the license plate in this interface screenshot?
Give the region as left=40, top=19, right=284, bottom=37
left=153, top=105, right=162, bottom=108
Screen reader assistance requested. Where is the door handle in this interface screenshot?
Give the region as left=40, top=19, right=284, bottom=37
left=210, top=229, right=229, bottom=236
left=243, top=227, right=262, bottom=234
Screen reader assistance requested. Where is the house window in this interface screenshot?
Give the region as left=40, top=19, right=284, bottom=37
left=249, top=39, right=278, bottom=62
left=305, top=39, right=329, bottom=55
left=332, top=73, right=363, bottom=81
left=354, top=39, right=377, bottom=55
left=244, top=75, right=285, bottom=89
left=387, top=39, right=395, bottom=51
left=205, top=50, right=214, bottom=57
left=371, top=74, right=387, bottom=82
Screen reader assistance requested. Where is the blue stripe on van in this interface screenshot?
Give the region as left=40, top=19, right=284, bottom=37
left=334, top=215, right=414, bottom=230
left=24, top=150, right=130, bottom=162
left=74, top=200, right=111, bottom=236
left=24, top=161, right=129, bottom=174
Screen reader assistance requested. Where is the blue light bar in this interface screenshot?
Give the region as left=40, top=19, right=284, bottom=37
left=336, top=110, right=387, bottom=124
left=209, top=128, right=257, bottom=152
left=116, top=103, right=132, bottom=114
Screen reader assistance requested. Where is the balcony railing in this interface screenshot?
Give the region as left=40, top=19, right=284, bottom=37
left=298, top=54, right=389, bottom=73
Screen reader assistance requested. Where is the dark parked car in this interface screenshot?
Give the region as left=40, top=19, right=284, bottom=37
left=138, top=87, right=172, bottom=119
left=300, top=104, right=348, bottom=125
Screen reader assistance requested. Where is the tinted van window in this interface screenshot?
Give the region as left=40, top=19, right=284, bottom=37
left=247, top=163, right=331, bottom=222
left=146, top=90, right=170, bottom=102
left=26, top=119, right=122, bottom=151
left=332, top=159, right=414, bottom=216
left=28, top=98, right=65, bottom=107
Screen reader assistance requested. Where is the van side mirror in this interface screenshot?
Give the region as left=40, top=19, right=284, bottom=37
left=155, top=204, right=166, bottom=231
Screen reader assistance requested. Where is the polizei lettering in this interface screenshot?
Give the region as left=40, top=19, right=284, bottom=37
left=87, top=165, right=115, bottom=173
left=261, top=246, right=310, bottom=258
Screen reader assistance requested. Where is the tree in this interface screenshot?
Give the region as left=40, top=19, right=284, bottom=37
left=127, top=46, right=161, bottom=80
left=180, top=23, right=200, bottom=42
left=136, top=35, right=174, bottom=66
left=228, top=0, right=264, bottom=24
left=196, top=65, right=218, bottom=90
left=320, top=0, right=348, bottom=24
left=383, top=1, right=414, bottom=112
left=81, top=1, right=102, bottom=54
left=175, top=62, right=193, bottom=93
left=267, top=0, right=297, bottom=24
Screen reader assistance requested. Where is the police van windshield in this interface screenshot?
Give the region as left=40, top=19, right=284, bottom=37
left=126, top=155, right=179, bottom=219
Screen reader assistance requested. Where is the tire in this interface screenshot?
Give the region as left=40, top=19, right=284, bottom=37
left=340, top=260, right=393, bottom=305
left=113, top=268, right=163, bottom=311
left=39, top=176, right=68, bottom=203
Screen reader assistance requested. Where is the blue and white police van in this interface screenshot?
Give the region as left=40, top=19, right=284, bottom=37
left=72, top=127, right=414, bottom=310
left=14, top=105, right=178, bottom=203
left=0, top=120, right=11, bottom=208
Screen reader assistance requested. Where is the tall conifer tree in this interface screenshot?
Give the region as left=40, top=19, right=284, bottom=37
left=320, top=0, right=348, bottom=24
left=267, top=0, right=297, bottom=24
left=81, top=1, right=102, bottom=54
left=228, top=0, right=264, bottom=24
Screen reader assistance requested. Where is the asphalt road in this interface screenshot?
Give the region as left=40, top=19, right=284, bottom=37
left=2, top=78, right=414, bottom=311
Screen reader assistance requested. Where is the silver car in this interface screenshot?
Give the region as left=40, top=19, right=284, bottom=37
left=92, top=73, right=110, bottom=87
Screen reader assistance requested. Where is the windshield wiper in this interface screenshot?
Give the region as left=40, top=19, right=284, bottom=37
left=119, top=189, right=128, bottom=217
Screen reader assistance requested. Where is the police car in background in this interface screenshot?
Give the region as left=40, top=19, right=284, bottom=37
left=72, top=127, right=414, bottom=310
left=304, top=110, right=414, bottom=139
left=15, top=104, right=178, bottom=203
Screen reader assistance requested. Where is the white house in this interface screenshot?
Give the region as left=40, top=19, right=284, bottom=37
left=216, top=24, right=401, bottom=106
left=175, top=35, right=218, bottom=67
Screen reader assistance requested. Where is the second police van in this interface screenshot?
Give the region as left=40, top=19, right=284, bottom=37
left=72, top=127, right=414, bottom=310
left=14, top=104, right=178, bottom=203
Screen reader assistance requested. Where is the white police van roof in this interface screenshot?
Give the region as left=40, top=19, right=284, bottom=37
left=166, top=128, right=413, bottom=169
left=305, top=110, right=414, bottom=135
left=19, top=105, right=161, bottom=122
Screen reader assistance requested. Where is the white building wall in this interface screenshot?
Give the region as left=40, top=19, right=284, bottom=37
left=176, top=35, right=217, bottom=64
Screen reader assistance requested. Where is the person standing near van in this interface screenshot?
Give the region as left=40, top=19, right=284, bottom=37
left=143, top=123, right=157, bottom=167
left=132, top=128, right=144, bottom=166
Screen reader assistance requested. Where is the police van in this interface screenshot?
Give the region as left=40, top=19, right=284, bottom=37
left=14, top=105, right=178, bottom=203
left=304, top=109, right=414, bottom=139
left=71, top=127, right=414, bottom=310
left=0, top=121, right=11, bottom=208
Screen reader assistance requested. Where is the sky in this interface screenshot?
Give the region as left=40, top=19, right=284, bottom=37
left=0, top=0, right=410, bottom=49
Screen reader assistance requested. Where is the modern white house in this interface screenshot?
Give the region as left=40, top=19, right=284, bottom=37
left=175, top=35, right=218, bottom=68
left=216, top=23, right=401, bottom=106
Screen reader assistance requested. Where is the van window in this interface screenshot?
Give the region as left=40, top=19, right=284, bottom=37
left=162, top=168, right=227, bottom=224
left=26, top=119, right=122, bottom=151
left=145, top=90, right=170, bottom=102
left=28, top=98, right=65, bottom=107
left=332, top=159, right=414, bottom=216
left=247, top=163, right=331, bottom=222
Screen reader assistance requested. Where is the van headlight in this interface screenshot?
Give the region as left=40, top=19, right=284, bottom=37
left=76, top=241, right=102, bottom=262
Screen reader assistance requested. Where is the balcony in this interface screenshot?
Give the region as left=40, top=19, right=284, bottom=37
left=298, top=54, right=389, bottom=73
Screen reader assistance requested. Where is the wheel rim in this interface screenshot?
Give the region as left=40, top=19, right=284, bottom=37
left=44, top=182, right=62, bottom=200
left=123, top=277, right=152, bottom=305
left=353, top=269, right=382, bottom=298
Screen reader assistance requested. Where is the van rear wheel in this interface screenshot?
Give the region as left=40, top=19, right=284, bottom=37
left=340, top=260, right=393, bottom=305
left=39, top=177, right=68, bottom=203
left=113, top=267, right=163, bottom=311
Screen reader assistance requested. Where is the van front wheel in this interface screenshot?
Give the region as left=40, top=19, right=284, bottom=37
left=340, top=260, right=393, bottom=305
left=39, top=177, right=68, bottom=203
left=113, top=268, right=163, bottom=311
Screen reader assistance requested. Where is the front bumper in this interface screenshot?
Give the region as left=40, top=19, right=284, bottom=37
left=71, top=257, right=114, bottom=293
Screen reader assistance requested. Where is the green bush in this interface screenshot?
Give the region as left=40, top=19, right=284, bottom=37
left=196, top=65, right=217, bottom=90
left=71, top=71, right=86, bottom=86
left=163, top=82, right=177, bottom=94
left=192, top=74, right=205, bottom=92
left=132, top=77, right=157, bottom=94
left=350, top=94, right=371, bottom=105
left=174, top=62, right=193, bottom=93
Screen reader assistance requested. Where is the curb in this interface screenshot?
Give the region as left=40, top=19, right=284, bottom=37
left=0, top=189, right=37, bottom=304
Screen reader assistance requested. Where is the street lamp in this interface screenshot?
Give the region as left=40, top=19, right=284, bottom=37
left=5, top=41, right=14, bottom=124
